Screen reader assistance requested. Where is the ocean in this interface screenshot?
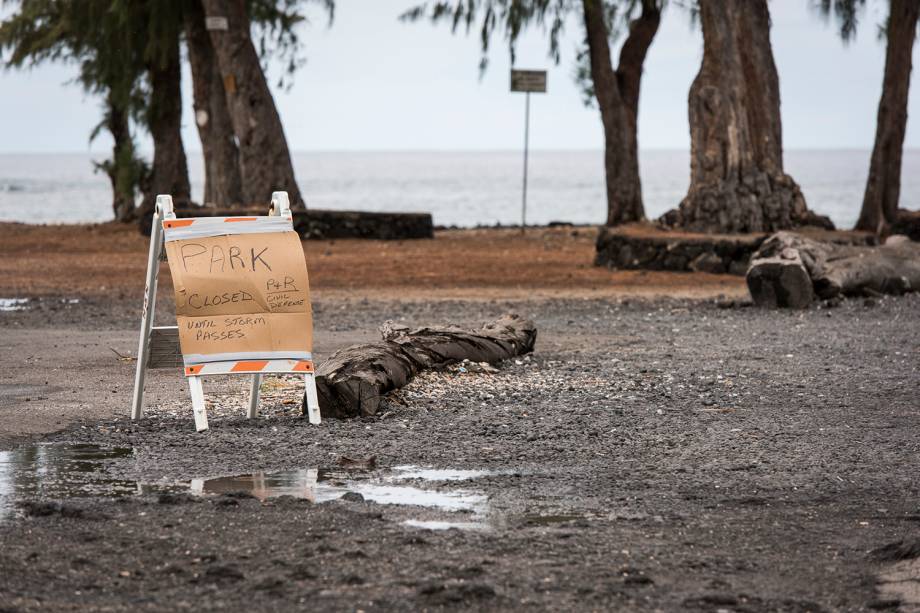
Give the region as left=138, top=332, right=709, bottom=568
left=1, top=150, right=917, bottom=229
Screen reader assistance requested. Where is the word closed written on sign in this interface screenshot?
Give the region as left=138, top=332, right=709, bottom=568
left=164, top=230, right=312, bottom=363
left=510, top=69, right=547, bottom=93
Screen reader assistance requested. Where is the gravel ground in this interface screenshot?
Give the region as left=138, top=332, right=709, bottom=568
left=1, top=294, right=919, bottom=611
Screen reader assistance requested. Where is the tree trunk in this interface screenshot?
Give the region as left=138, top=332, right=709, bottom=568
left=674, top=0, right=810, bottom=234
left=583, top=0, right=660, bottom=226
left=313, top=314, right=537, bottom=419
left=856, top=0, right=919, bottom=234
left=201, top=0, right=304, bottom=210
left=184, top=0, right=244, bottom=208
left=105, top=100, right=137, bottom=223
left=747, top=231, right=920, bottom=308
left=138, top=34, right=191, bottom=234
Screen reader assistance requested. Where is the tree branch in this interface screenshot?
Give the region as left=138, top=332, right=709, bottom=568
left=616, top=0, right=661, bottom=114
left=582, top=0, right=622, bottom=121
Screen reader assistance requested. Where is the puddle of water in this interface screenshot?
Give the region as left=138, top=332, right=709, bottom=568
left=0, top=298, right=29, bottom=311
left=193, top=468, right=488, bottom=514
left=0, top=444, right=495, bottom=530
left=391, top=466, right=498, bottom=482
left=403, top=519, right=489, bottom=531
left=0, top=444, right=144, bottom=521
left=0, top=298, right=79, bottom=312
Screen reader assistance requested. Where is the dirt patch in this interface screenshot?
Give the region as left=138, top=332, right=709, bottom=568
left=0, top=222, right=745, bottom=301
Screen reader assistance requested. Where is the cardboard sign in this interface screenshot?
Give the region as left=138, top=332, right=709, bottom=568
left=164, top=230, right=312, bottom=365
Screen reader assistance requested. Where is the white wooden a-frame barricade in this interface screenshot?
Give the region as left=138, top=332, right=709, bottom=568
left=130, top=192, right=321, bottom=431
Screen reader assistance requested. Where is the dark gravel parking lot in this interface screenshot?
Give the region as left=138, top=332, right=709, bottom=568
left=1, top=293, right=918, bottom=611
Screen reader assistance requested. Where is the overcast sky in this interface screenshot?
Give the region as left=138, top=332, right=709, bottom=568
left=0, top=0, right=916, bottom=153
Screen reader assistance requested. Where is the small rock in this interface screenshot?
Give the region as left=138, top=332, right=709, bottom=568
left=871, top=538, right=920, bottom=561
left=204, top=565, right=244, bottom=582
left=683, top=593, right=739, bottom=607
left=418, top=581, right=496, bottom=605
left=688, top=252, right=726, bottom=274
left=19, top=501, right=63, bottom=517
left=157, top=492, right=198, bottom=505
left=254, top=577, right=286, bottom=592
left=19, top=501, right=89, bottom=519
left=338, top=455, right=377, bottom=469
left=341, top=574, right=365, bottom=585
left=867, top=599, right=902, bottom=610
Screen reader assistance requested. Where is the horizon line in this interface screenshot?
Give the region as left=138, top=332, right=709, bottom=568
left=0, top=147, right=916, bottom=156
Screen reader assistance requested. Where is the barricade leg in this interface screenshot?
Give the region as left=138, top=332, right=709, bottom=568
left=188, top=376, right=209, bottom=432
left=130, top=203, right=166, bottom=420
left=304, top=374, right=321, bottom=425
left=247, top=374, right=262, bottom=419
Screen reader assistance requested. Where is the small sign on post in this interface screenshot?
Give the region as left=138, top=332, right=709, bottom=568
left=205, top=16, right=229, bottom=31
left=510, top=70, right=547, bottom=94
left=510, top=69, right=547, bottom=232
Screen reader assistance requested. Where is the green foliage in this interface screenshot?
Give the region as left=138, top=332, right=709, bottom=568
left=573, top=44, right=592, bottom=103
left=401, top=0, right=572, bottom=74
left=0, top=0, right=333, bottom=211
left=813, top=0, right=866, bottom=43
left=0, top=0, right=69, bottom=66
left=401, top=1, right=659, bottom=105
left=252, top=0, right=335, bottom=89
left=0, top=0, right=331, bottom=111
left=0, top=0, right=182, bottom=116
left=813, top=0, right=920, bottom=44
left=0, top=0, right=150, bottom=207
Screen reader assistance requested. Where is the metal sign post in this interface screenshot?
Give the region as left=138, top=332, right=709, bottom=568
left=510, top=69, right=547, bottom=233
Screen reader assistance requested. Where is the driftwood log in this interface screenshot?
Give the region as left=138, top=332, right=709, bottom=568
left=747, top=231, right=920, bottom=308
left=310, top=314, right=537, bottom=419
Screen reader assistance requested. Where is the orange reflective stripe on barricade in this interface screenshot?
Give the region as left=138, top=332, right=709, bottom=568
left=163, top=219, right=195, bottom=229
left=293, top=361, right=314, bottom=372
left=231, top=360, right=269, bottom=372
